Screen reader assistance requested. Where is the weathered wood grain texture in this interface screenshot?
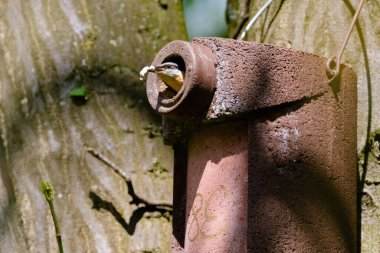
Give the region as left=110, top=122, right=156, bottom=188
left=0, top=0, right=187, bottom=252
left=227, top=0, right=380, bottom=252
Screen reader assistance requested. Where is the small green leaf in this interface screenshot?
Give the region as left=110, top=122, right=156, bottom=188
left=69, top=86, right=88, bottom=97
left=40, top=180, right=54, bottom=201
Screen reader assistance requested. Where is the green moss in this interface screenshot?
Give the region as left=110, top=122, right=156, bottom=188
left=80, top=29, right=98, bottom=52
left=69, top=86, right=89, bottom=97
left=145, top=161, right=169, bottom=178
left=142, top=124, right=163, bottom=138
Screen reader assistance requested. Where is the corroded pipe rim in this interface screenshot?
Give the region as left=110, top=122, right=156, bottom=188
left=146, top=40, right=216, bottom=118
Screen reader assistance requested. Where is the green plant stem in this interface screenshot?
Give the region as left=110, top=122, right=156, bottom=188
left=47, top=195, right=64, bottom=253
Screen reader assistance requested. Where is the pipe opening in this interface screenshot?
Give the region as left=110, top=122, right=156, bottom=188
left=158, top=55, right=186, bottom=99
left=147, top=40, right=216, bottom=117
left=163, top=55, right=186, bottom=73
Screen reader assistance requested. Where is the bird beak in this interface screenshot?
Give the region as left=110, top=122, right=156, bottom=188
left=153, top=65, right=164, bottom=72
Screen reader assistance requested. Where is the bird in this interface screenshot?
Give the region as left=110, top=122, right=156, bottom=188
left=140, top=62, right=184, bottom=92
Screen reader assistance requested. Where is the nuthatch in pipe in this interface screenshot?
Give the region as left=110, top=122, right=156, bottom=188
left=140, top=62, right=184, bottom=92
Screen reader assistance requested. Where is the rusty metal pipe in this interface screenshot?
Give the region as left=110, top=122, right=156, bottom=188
left=146, top=40, right=216, bottom=120
left=146, top=38, right=357, bottom=252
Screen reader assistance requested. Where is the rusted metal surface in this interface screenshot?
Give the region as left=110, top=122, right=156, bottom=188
left=147, top=38, right=335, bottom=122
left=146, top=38, right=357, bottom=252
left=194, top=38, right=330, bottom=120
left=146, top=40, right=216, bottom=120
left=185, top=121, right=247, bottom=253
left=247, top=66, right=357, bottom=251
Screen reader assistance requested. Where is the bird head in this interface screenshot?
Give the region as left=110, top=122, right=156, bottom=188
left=152, top=62, right=184, bottom=92
left=139, top=62, right=184, bottom=92
left=153, top=62, right=181, bottom=77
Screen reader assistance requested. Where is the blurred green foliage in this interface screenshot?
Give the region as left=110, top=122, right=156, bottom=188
left=183, top=0, right=228, bottom=39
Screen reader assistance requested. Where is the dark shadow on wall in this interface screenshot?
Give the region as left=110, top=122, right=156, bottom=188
left=261, top=0, right=286, bottom=43
left=89, top=191, right=171, bottom=235
left=85, top=147, right=172, bottom=236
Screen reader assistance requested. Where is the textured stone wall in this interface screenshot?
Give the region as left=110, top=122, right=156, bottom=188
left=0, top=0, right=187, bottom=252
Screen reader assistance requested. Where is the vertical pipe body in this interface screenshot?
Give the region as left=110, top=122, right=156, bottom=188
left=247, top=69, right=357, bottom=251
left=146, top=38, right=357, bottom=252
left=185, top=122, right=247, bottom=252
